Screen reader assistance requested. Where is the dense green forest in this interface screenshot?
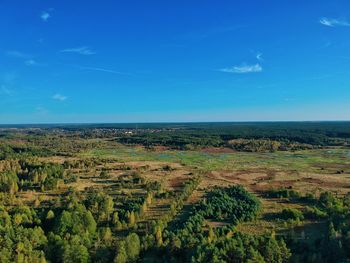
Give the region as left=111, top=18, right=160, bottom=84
left=116, top=122, right=350, bottom=150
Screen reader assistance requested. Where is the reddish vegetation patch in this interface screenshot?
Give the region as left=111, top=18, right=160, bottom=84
left=206, top=220, right=231, bottom=228
left=201, top=147, right=235, bottom=153
left=169, top=176, right=187, bottom=190
left=302, top=177, right=324, bottom=184
left=302, top=179, right=350, bottom=189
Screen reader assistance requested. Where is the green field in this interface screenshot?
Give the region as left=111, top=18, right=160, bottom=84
left=82, top=146, right=350, bottom=174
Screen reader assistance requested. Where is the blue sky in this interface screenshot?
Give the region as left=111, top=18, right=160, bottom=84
left=1, top=0, right=350, bottom=123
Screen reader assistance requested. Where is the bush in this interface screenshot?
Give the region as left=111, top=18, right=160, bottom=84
left=279, top=208, right=304, bottom=221
left=303, top=206, right=328, bottom=220
left=265, top=189, right=300, bottom=199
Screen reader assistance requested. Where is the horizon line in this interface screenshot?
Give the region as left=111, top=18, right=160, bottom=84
left=1, top=120, right=350, bottom=127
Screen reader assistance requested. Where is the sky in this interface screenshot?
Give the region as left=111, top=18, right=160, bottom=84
left=1, top=0, right=350, bottom=123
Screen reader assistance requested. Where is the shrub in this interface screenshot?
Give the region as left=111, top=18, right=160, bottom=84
left=303, top=206, right=328, bottom=220
left=279, top=208, right=304, bottom=221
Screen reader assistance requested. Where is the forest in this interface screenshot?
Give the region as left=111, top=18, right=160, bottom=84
left=0, top=122, right=350, bottom=262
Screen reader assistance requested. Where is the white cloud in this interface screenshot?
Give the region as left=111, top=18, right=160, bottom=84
left=25, top=60, right=37, bottom=66
left=61, top=46, right=95, bottom=55
left=41, top=11, right=50, bottom=22
left=319, top=17, right=350, bottom=27
left=219, top=63, right=262, bottom=74
left=52, top=94, right=67, bottom=101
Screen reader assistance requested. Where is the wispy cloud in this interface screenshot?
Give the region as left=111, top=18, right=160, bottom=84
left=52, top=94, right=67, bottom=101
left=256, top=52, right=263, bottom=61
left=41, top=11, right=51, bottom=22
left=25, top=60, right=38, bottom=66
left=80, top=66, right=130, bottom=75
left=61, top=46, right=96, bottom=55
left=0, top=73, right=17, bottom=97
left=323, top=41, right=331, bottom=48
left=6, top=51, right=39, bottom=66
left=219, top=63, right=262, bottom=74
left=6, top=51, right=32, bottom=59
left=6, top=52, right=42, bottom=67
left=319, top=17, right=350, bottom=27
left=35, top=106, right=49, bottom=115
left=0, top=85, right=13, bottom=96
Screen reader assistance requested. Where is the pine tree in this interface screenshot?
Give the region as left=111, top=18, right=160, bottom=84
left=208, top=227, right=216, bottom=243
left=46, top=210, right=55, bottom=220
left=155, top=226, right=163, bottom=247
left=128, top=211, right=136, bottom=227
left=114, top=241, right=127, bottom=263
left=125, top=233, right=141, bottom=261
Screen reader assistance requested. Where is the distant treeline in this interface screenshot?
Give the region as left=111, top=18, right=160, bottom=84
left=117, top=122, right=350, bottom=151
left=1, top=122, right=350, bottom=154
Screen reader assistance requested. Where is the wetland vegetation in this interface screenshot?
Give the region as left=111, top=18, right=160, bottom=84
left=0, top=122, right=350, bottom=262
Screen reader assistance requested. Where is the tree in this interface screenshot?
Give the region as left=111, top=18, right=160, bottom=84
left=155, top=226, right=163, bottom=247
left=247, top=247, right=265, bottom=263
left=0, top=171, right=18, bottom=193
left=328, top=222, right=337, bottom=240
left=208, top=227, right=216, bottom=243
left=125, top=233, right=140, bottom=261
left=84, top=210, right=97, bottom=235
left=170, top=236, right=182, bottom=252
left=63, top=237, right=89, bottom=263
left=46, top=210, right=55, bottom=220
left=56, top=210, right=73, bottom=235
left=114, top=241, right=127, bottom=263
left=278, top=239, right=291, bottom=263
left=102, top=195, right=114, bottom=222
left=100, top=227, right=112, bottom=244
left=128, top=211, right=136, bottom=227
left=112, top=212, right=119, bottom=225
